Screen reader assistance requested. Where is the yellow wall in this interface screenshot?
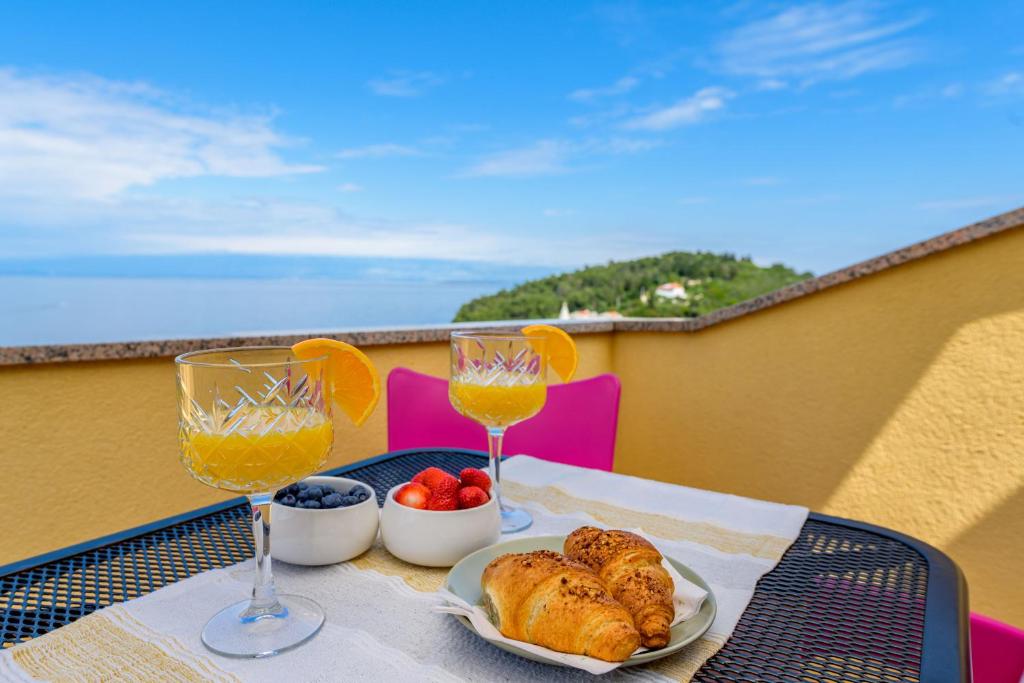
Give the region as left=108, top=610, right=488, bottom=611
left=0, top=334, right=613, bottom=565
left=2, top=229, right=1022, bottom=626
left=613, top=227, right=1024, bottom=626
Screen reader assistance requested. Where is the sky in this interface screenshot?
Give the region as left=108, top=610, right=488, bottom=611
left=0, top=0, right=1021, bottom=275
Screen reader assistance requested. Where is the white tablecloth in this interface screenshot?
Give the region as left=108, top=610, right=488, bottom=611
left=1, top=456, right=808, bottom=682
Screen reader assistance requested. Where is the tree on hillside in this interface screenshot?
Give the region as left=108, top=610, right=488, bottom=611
left=453, top=251, right=811, bottom=322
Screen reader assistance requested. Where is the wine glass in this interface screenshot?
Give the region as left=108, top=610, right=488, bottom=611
left=176, top=346, right=332, bottom=658
left=449, top=332, right=547, bottom=533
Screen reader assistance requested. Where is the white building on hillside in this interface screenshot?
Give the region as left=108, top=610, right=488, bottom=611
left=654, top=282, right=687, bottom=301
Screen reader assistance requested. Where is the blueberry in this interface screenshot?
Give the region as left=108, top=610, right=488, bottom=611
left=274, top=490, right=286, bottom=500
left=322, top=493, right=342, bottom=508
left=286, top=484, right=301, bottom=496
left=320, top=484, right=336, bottom=495
left=347, top=485, right=364, bottom=497
left=307, top=486, right=325, bottom=499
left=280, top=494, right=296, bottom=507
left=304, top=499, right=321, bottom=509
left=297, top=482, right=309, bottom=490
left=296, top=490, right=310, bottom=502
left=338, top=495, right=356, bottom=507
left=356, top=491, right=369, bottom=501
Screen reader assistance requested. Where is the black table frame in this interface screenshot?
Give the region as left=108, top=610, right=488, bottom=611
left=0, top=449, right=969, bottom=681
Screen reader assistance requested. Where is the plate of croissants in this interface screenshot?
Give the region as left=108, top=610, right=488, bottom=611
left=442, top=526, right=717, bottom=668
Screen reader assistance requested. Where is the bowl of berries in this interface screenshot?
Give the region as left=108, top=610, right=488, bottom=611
left=271, top=476, right=379, bottom=566
left=380, top=467, right=500, bottom=567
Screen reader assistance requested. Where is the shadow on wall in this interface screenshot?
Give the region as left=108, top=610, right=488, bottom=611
left=620, top=227, right=1024, bottom=506
left=948, top=487, right=1024, bottom=624
left=614, top=225, right=1024, bottom=623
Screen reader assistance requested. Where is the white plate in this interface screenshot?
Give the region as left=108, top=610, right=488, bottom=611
left=443, top=535, right=717, bottom=668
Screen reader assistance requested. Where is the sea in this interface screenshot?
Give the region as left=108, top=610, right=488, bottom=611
left=0, top=256, right=554, bottom=346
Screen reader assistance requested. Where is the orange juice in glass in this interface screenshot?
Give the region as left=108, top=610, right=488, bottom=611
left=176, top=346, right=334, bottom=658
left=181, top=406, right=333, bottom=494
left=448, top=382, right=546, bottom=428
left=449, top=332, right=547, bottom=533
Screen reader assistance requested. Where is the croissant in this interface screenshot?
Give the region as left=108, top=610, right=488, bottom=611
left=564, top=527, right=675, bottom=648
left=480, top=550, right=641, bottom=662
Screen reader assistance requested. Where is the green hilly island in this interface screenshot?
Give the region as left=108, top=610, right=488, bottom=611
left=453, top=251, right=812, bottom=322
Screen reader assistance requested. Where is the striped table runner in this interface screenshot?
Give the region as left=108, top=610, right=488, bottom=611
left=1, top=456, right=807, bottom=682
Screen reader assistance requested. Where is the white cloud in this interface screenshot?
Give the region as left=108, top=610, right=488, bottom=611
left=335, top=143, right=421, bottom=159
left=0, top=191, right=693, bottom=267
left=568, top=103, right=631, bottom=128
left=568, top=76, right=639, bottom=102
left=622, top=87, right=734, bottom=131
left=367, top=71, right=444, bottom=97
left=715, top=2, right=925, bottom=85
left=463, top=140, right=572, bottom=178
left=893, top=82, right=964, bottom=108
left=743, top=176, right=784, bottom=186
left=784, top=193, right=841, bottom=205
left=1, top=190, right=518, bottom=261
left=917, top=196, right=1018, bottom=211
left=338, top=182, right=363, bottom=193
left=462, top=137, right=659, bottom=178
left=941, top=83, right=964, bottom=98
left=600, top=137, right=662, bottom=153
left=0, top=68, right=321, bottom=200
left=984, top=72, right=1024, bottom=96
left=756, top=78, right=789, bottom=91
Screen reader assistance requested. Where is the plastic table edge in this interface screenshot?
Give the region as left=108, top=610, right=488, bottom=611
left=809, top=512, right=970, bottom=683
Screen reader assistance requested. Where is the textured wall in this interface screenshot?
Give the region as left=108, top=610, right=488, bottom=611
left=0, top=335, right=613, bottom=565
left=613, top=227, right=1024, bottom=626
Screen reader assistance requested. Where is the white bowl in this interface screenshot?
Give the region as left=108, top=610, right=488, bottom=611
left=380, top=483, right=501, bottom=567
left=271, top=476, right=379, bottom=566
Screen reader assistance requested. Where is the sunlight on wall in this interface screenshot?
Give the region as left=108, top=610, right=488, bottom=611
left=824, top=311, right=1024, bottom=547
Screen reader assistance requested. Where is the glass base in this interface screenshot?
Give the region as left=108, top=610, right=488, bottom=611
left=201, top=594, right=324, bottom=658
left=500, top=506, right=533, bottom=533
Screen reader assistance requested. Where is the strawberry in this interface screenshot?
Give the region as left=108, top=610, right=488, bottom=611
left=459, top=468, right=492, bottom=493
left=457, top=486, right=490, bottom=509
left=394, top=482, right=430, bottom=509
left=412, top=467, right=457, bottom=492
left=426, top=476, right=460, bottom=511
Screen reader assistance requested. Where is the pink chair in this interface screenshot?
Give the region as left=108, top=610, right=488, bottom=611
left=386, top=367, right=620, bottom=471
left=971, top=612, right=1024, bottom=683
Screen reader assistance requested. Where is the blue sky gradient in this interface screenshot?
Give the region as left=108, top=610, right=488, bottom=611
left=0, top=1, right=1021, bottom=274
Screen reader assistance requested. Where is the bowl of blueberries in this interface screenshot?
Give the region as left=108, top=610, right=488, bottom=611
left=270, top=476, right=379, bottom=566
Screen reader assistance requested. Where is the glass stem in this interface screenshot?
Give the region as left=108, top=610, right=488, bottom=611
left=487, top=427, right=509, bottom=512
left=241, top=493, right=285, bottom=621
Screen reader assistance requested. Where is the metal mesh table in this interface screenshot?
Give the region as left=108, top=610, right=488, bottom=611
left=0, top=449, right=969, bottom=681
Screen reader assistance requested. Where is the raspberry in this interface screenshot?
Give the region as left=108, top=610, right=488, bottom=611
left=459, top=468, right=492, bottom=493
left=412, top=467, right=457, bottom=492
left=426, top=477, right=460, bottom=511
left=457, top=486, right=490, bottom=509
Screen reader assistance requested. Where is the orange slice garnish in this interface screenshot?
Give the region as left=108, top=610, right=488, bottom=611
left=520, top=324, right=578, bottom=383
left=292, top=338, right=381, bottom=426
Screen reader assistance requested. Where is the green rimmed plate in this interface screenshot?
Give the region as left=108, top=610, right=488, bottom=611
left=443, top=535, right=717, bottom=668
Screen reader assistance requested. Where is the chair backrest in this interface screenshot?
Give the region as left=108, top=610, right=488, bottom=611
left=970, top=612, right=1024, bottom=683
left=386, top=367, right=620, bottom=471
